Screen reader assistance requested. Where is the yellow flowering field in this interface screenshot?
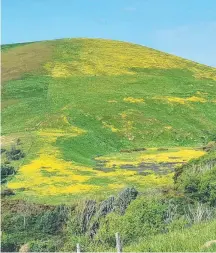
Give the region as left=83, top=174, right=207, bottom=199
left=7, top=131, right=205, bottom=204
left=44, top=39, right=216, bottom=80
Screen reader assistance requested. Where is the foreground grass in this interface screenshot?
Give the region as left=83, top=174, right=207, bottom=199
left=125, top=220, right=216, bottom=252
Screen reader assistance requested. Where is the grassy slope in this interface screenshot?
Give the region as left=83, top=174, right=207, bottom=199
left=125, top=220, right=216, bottom=252
left=1, top=38, right=216, bottom=203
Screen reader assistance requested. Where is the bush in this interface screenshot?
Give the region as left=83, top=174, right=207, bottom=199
left=1, top=233, right=17, bottom=252
left=1, top=203, right=70, bottom=252
left=28, top=238, right=62, bottom=252
left=1, top=148, right=6, bottom=153
left=174, top=151, right=216, bottom=206
left=6, top=146, right=25, bottom=161
left=36, top=205, right=69, bottom=235
left=179, top=168, right=216, bottom=206
left=120, top=197, right=168, bottom=243
left=1, top=164, right=15, bottom=182
left=1, top=188, right=15, bottom=197
left=94, top=196, right=168, bottom=247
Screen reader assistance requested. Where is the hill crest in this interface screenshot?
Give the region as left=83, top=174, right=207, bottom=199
left=2, top=38, right=216, bottom=83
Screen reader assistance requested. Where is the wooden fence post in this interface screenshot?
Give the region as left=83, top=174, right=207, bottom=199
left=76, top=243, right=81, bottom=253
left=115, top=232, right=122, bottom=253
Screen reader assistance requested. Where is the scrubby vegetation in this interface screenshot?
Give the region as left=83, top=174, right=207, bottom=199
left=174, top=143, right=216, bottom=206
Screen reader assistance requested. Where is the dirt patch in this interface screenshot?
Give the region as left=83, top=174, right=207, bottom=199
left=120, top=147, right=146, bottom=153
left=94, top=159, right=116, bottom=172
left=1, top=199, right=55, bottom=214
left=2, top=42, right=53, bottom=83
left=95, top=158, right=182, bottom=175
left=157, top=148, right=168, bottom=151
left=119, top=161, right=183, bottom=175
left=1, top=135, right=17, bottom=147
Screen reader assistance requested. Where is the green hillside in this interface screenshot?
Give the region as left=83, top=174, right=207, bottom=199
left=1, top=38, right=216, bottom=203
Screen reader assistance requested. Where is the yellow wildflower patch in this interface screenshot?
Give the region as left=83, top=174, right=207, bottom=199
left=38, top=114, right=86, bottom=138
left=155, top=96, right=207, bottom=104
left=123, top=97, right=145, bottom=103
left=45, top=62, right=72, bottom=78
left=165, top=126, right=173, bottom=130
left=8, top=145, right=135, bottom=198
left=120, top=112, right=127, bottom=119
left=166, top=97, right=187, bottom=104
left=196, top=91, right=208, bottom=96
left=37, top=128, right=85, bottom=142
left=192, top=67, right=216, bottom=81
left=139, top=148, right=205, bottom=163
left=8, top=143, right=205, bottom=201
left=8, top=155, right=78, bottom=184
left=44, top=39, right=216, bottom=80
left=99, top=148, right=205, bottom=168
left=102, top=121, right=119, bottom=132
left=186, top=96, right=206, bottom=103
left=127, top=173, right=173, bottom=189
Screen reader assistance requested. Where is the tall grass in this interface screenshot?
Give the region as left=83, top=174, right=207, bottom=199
left=125, top=220, right=216, bottom=252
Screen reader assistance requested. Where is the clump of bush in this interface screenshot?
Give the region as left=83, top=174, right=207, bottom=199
left=36, top=205, right=70, bottom=235
left=1, top=203, right=71, bottom=252
left=28, top=239, right=63, bottom=252
left=1, top=188, right=15, bottom=197
left=1, top=148, right=6, bottom=153
left=1, top=164, right=15, bottom=182
left=6, top=146, right=25, bottom=161
left=1, top=143, right=25, bottom=183
left=174, top=151, right=216, bottom=206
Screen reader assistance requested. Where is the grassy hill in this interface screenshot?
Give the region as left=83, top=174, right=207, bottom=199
left=1, top=38, right=216, bottom=204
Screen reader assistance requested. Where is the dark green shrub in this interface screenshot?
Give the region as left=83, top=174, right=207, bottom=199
left=36, top=205, right=69, bottom=235
left=177, top=167, right=216, bottom=206
left=1, top=233, right=17, bottom=252
left=175, top=150, right=216, bottom=206
left=195, top=168, right=216, bottom=205
left=29, top=238, right=62, bottom=252
left=94, top=197, right=168, bottom=247
left=6, top=147, right=25, bottom=161
left=1, top=164, right=15, bottom=182
left=1, top=188, right=15, bottom=197
left=1, top=148, right=6, bottom=153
